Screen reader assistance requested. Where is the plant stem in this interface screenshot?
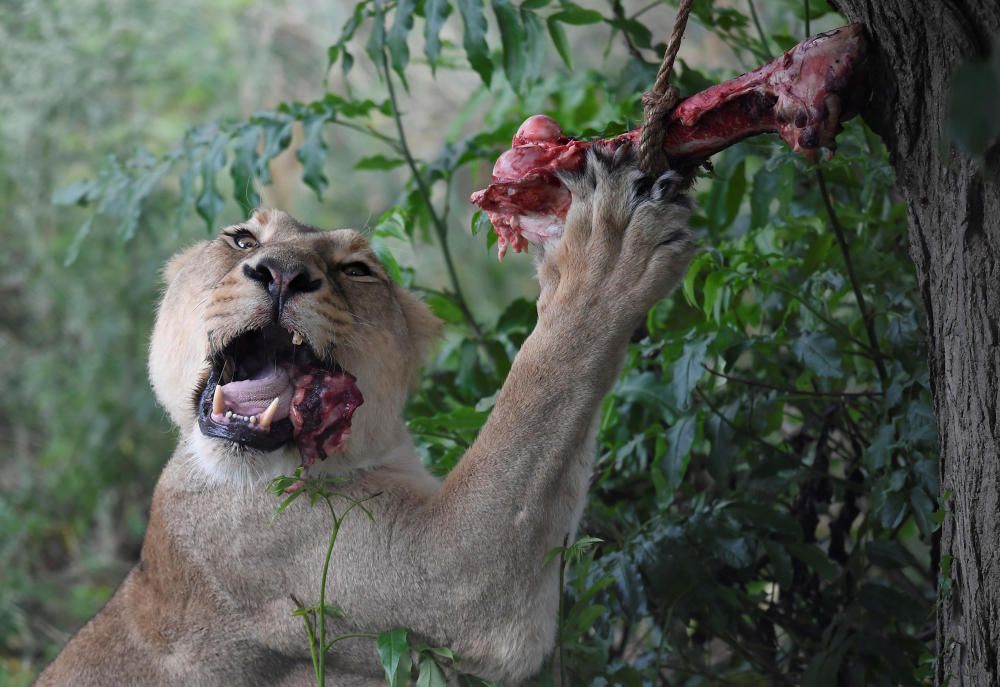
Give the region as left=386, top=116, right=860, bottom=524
left=316, top=500, right=341, bottom=687
left=701, top=364, right=882, bottom=398
left=747, top=0, right=772, bottom=58
left=557, top=543, right=567, bottom=687
left=815, top=168, right=890, bottom=387
left=324, top=632, right=378, bottom=651
left=332, top=118, right=403, bottom=152
left=376, top=36, right=483, bottom=339
left=771, top=283, right=870, bottom=351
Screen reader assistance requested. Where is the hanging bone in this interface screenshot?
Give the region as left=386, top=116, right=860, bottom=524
left=470, top=24, right=867, bottom=258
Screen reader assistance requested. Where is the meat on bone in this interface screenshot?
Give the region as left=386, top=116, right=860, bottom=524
left=469, top=24, right=867, bottom=258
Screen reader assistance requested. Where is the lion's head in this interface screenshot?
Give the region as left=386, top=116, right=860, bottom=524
left=149, top=209, right=441, bottom=483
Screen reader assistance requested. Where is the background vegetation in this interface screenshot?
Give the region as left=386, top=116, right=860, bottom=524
left=0, top=0, right=938, bottom=684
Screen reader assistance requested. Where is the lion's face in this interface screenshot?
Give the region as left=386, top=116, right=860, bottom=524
left=149, top=210, right=440, bottom=482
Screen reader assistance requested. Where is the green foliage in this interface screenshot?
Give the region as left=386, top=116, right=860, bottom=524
left=7, top=1, right=939, bottom=685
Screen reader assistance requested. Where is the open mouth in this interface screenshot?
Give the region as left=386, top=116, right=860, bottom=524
left=197, top=324, right=364, bottom=465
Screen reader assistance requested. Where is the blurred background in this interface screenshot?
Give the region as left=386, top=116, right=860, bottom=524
left=1, top=1, right=932, bottom=685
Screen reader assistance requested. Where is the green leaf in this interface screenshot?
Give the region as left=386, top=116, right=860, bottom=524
left=910, top=488, right=936, bottom=537
left=864, top=423, right=895, bottom=472
left=52, top=180, right=97, bottom=206
left=231, top=125, right=261, bottom=215
left=425, top=292, right=466, bottom=325
left=714, top=537, right=752, bottom=569
left=723, top=159, right=746, bottom=227
left=519, top=8, right=546, bottom=84
left=763, top=540, right=793, bottom=589
left=492, top=0, right=525, bottom=90
left=471, top=209, right=493, bottom=236
left=682, top=251, right=712, bottom=307
left=662, top=415, right=697, bottom=491
left=254, top=115, right=293, bottom=185
left=702, top=271, right=724, bottom=320
left=671, top=338, right=708, bottom=410
left=64, top=218, right=93, bottom=267
left=791, top=331, right=842, bottom=378
left=355, top=154, right=406, bottom=170
left=423, top=0, right=452, bottom=72
left=548, top=5, right=603, bottom=24
left=372, top=238, right=404, bottom=284
left=792, top=0, right=833, bottom=20
left=750, top=163, right=780, bottom=229
left=416, top=656, right=448, bottom=687
left=787, top=542, right=838, bottom=580
left=374, top=207, right=411, bottom=241
left=546, top=16, right=573, bottom=69
left=377, top=628, right=412, bottom=687
left=367, top=0, right=389, bottom=70
left=867, top=540, right=911, bottom=570
left=458, top=0, right=493, bottom=85
left=297, top=113, right=329, bottom=200
left=195, top=133, right=228, bottom=229
left=607, top=16, right=652, bottom=50
left=388, top=0, right=417, bottom=84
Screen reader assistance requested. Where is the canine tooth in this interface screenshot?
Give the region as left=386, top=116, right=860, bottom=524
left=213, top=384, right=225, bottom=415
left=225, top=410, right=233, bottom=419
left=250, top=415, right=258, bottom=425
left=292, top=331, right=304, bottom=346
left=259, top=396, right=280, bottom=430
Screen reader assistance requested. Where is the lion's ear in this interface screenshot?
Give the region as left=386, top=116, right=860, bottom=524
left=395, top=286, right=443, bottom=380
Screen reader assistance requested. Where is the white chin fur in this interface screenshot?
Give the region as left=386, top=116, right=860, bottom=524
left=183, top=427, right=305, bottom=489
left=181, top=422, right=438, bottom=492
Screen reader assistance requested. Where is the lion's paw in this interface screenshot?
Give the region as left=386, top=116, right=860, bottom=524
left=536, top=145, right=696, bottom=327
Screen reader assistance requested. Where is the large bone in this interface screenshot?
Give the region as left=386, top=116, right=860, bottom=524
left=470, top=24, right=867, bottom=257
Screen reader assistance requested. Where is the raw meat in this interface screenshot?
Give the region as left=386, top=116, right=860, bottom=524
left=470, top=24, right=867, bottom=257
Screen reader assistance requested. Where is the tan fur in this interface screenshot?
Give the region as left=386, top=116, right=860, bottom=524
left=37, top=150, right=694, bottom=686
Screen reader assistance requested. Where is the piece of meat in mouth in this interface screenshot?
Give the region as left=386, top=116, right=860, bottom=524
left=197, top=324, right=363, bottom=466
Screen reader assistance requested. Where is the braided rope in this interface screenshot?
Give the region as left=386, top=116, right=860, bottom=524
left=638, top=0, right=694, bottom=174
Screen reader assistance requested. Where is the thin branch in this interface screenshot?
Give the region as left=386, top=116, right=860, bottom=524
left=747, top=0, right=773, bottom=58
left=815, top=169, right=890, bottom=387
left=693, top=387, right=792, bottom=459
left=771, top=283, right=871, bottom=351
left=630, top=0, right=663, bottom=20
left=331, top=118, right=402, bottom=152
left=702, top=364, right=882, bottom=398
left=376, top=31, right=483, bottom=338
left=612, top=0, right=647, bottom=62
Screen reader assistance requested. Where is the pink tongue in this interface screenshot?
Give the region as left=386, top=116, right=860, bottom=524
left=220, top=368, right=293, bottom=416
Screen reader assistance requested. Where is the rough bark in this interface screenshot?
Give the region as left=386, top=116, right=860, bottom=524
left=830, top=1, right=1000, bottom=684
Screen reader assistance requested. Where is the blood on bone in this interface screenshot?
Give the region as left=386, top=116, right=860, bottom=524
left=290, top=369, right=364, bottom=467
left=470, top=24, right=866, bottom=258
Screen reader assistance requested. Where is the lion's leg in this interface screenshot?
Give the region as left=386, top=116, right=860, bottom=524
left=409, top=147, right=695, bottom=682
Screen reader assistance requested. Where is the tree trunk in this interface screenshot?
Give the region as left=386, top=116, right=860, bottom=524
left=830, top=1, right=1000, bottom=684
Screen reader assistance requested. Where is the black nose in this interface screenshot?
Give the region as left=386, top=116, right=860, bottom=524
left=243, top=257, right=320, bottom=318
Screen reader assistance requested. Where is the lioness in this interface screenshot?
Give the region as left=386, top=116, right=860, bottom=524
left=37, top=147, right=693, bottom=685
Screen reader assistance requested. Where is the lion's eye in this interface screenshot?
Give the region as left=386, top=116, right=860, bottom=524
left=342, top=262, right=373, bottom=278
left=228, top=230, right=259, bottom=250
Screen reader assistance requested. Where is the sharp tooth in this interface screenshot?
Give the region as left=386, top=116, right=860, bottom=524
left=225, top=410, right=233, bottom=419
left=259, top=397, right=280, bottom=430
left=213, top=384, right=225, bottom=415
left=292, top=331, right=304, bottom=346
left=250, top=415, right=257, bottom=425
